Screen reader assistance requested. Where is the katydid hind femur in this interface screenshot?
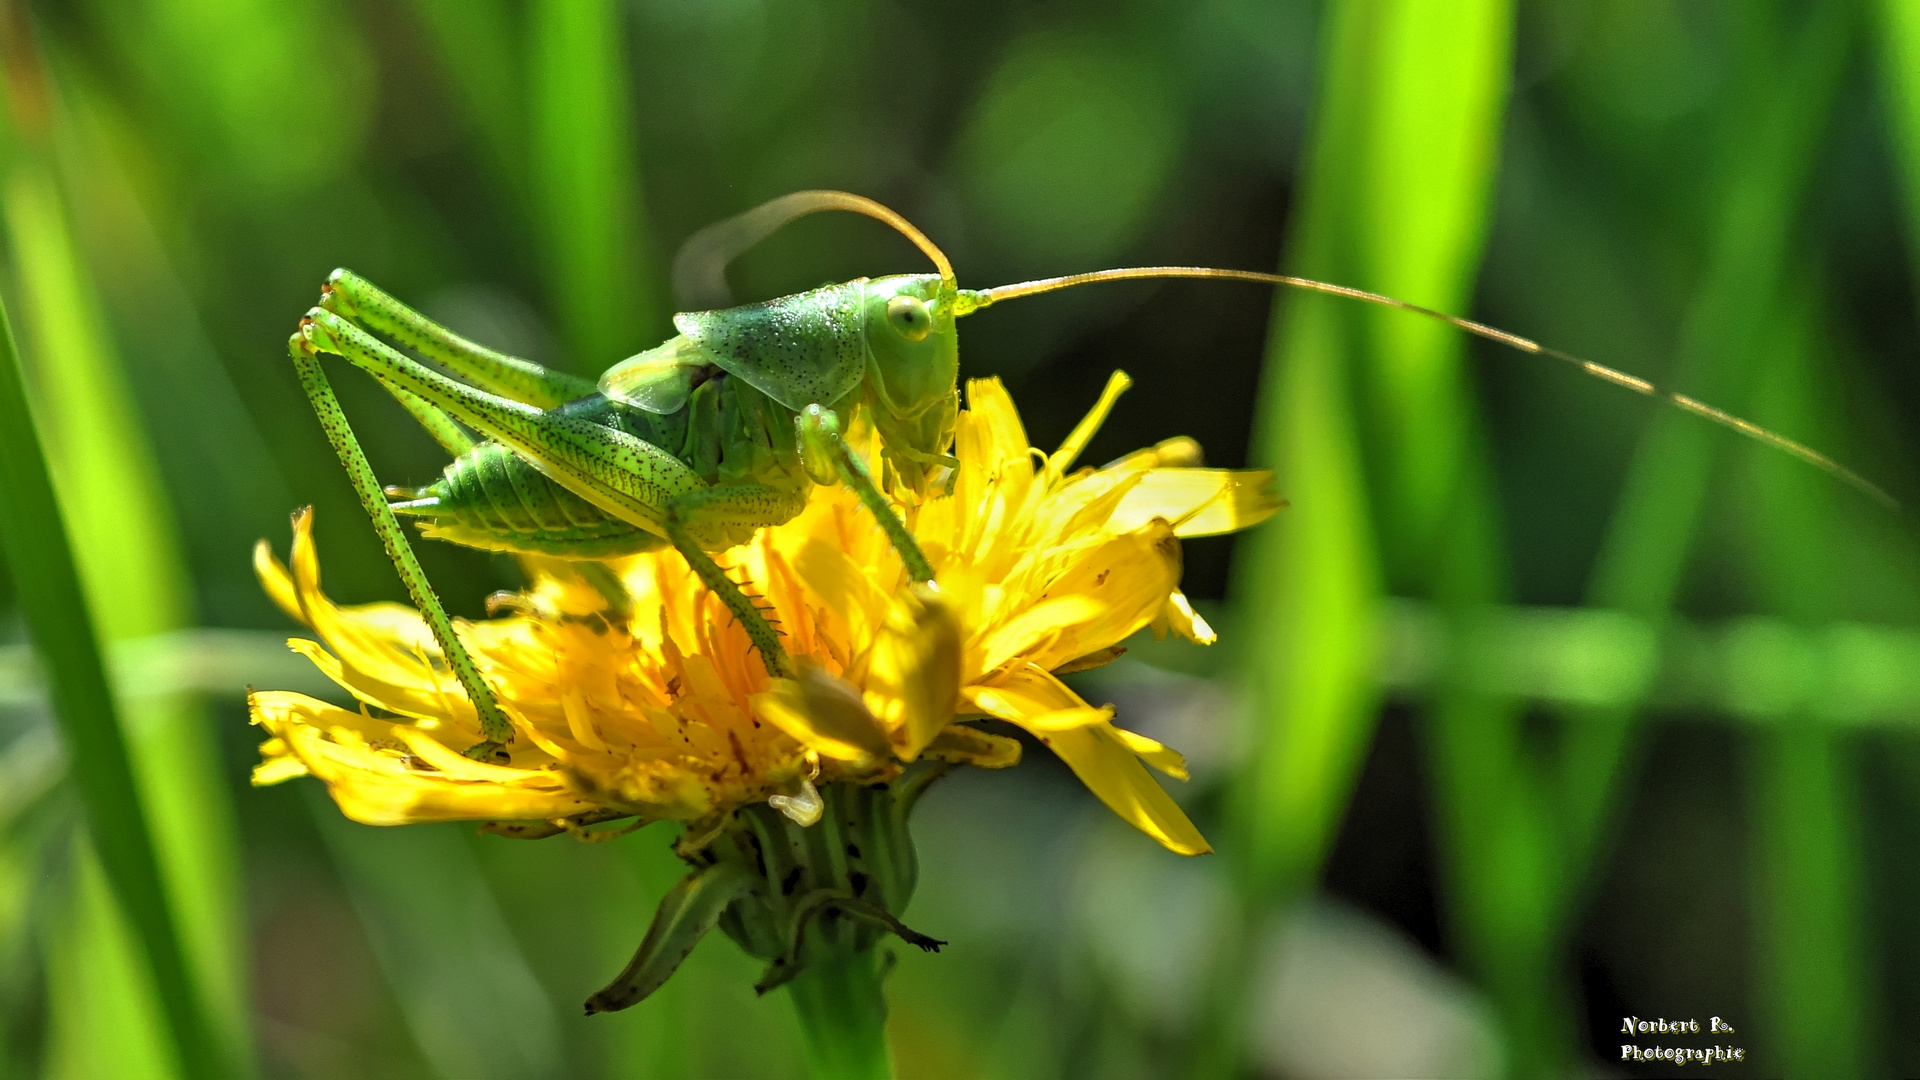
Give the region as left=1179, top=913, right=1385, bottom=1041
left=285, top=189, right=1889, bottom=761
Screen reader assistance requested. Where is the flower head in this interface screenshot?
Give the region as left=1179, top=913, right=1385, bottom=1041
left=250, top=374, right=1279, bottom=855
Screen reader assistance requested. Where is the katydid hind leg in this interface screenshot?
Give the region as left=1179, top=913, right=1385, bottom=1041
left=320, top=268, right=597, bottom=409
left=297, top=307, right=704, bottom=536
left=285, top=336, right=517, bottom=757
left=298, top=309, right=802, bottom=677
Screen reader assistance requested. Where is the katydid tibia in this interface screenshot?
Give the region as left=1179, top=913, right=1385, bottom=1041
left=285, top=189, right=1890, bottom=762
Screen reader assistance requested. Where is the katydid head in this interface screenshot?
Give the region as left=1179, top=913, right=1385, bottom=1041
left=860, top=275, right=958, bottom=412
left=856, top=273, right=961, bottom=490
left=657, top=191, right=968, bottom=495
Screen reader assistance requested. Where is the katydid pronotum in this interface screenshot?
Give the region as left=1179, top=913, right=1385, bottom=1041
left=286, top=189, right=1889, bottom=762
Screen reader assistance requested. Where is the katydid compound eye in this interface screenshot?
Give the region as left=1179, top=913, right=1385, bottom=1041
left=886, top=295, right=931, bottom=342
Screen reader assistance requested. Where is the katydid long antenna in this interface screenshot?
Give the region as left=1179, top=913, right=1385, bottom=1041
left=958, top=266, right=1898, bottom=510
left=673, top=190, right=957, bottom=310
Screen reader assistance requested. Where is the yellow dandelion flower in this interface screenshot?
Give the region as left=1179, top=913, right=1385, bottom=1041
left=251, top=372, right=1277, bottom=855
left=249, top=372, right=1279, bottom=1025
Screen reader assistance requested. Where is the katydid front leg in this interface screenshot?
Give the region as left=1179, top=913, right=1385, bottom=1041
left=796, top=405, right=935, bottom=582
left=286, top=335, right=517, bottom=759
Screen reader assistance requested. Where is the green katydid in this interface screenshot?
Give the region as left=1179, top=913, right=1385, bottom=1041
left=286, top=189, right=1890, bottom=762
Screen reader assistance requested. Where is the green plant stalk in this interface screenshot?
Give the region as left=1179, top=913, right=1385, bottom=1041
left=1208, top=0, right=1514, bottom=1074
left=1227, top=0, right=1384, bottom=935
left=530, top=0, right=663, bottom=365
left=1196, top=5, right=1383, bottom=1068
left=786, top=946, right=893, bottom=1080
left=4, top=126, right=251, bottom=1073
left=1316, top=0, right=1553, bottom=1072
left=1558, top=2, right=1853, bottom=871
left=1878, top=0, right=1920, bottom=257
left=1751, top=724, right=1869, bottom=1079
left=0, top=294, right=227, bottom=1079
left=1739, top=293, right=1871, bottom=1078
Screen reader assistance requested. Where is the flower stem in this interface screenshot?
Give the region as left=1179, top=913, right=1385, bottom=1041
left=785, top=946, right=892, bottom=1080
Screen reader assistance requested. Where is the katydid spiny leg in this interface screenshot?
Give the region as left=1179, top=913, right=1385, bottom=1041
left=796, top=405, right=934, bottom=582
left=320, top=269, right=596, bottom=409
left=663, top=484, right=805, bottom=680
left=286, top=336, right=516, bottom=758
left=297, top=307, right=703, bottom=533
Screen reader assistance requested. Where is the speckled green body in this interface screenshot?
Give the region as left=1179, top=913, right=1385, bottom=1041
left=396, top=367, right=812, bottom=557
left=676, top=280, right=869, bottom=411
left=389, top=273, right=952, bottom=561
left=293, top=247, right=959, bottom=729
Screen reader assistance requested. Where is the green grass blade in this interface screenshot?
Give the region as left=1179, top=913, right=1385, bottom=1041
left=530, top=0, right=663, bottom=368
left=1318, top=1, right=1548, bottom=1073
left=1209, top=0, right=1513, bottom=1073
left=1556, top=0, right=1855, bottom=899
left=1350, top=0, right=1515, bottom=572
left=0, top=47, right=251, bottom=1074
left=403, top=0, right=525, bottom=210
left=0, top=287, right=228, bottom=1080
left=1751, top=725, right=1870, bottom=1078
left=1878, top=0, right=1920, bottom=252
left=1230, top=0, right=1379, bottom=929
left=1736, top=294, right=1871, bottom=1079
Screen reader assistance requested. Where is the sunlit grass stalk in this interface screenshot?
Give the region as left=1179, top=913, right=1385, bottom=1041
left=5, top=114, right=255, bottom=1080
left=0, top=27, right=253, bottom=1075
left=1315, top=1, right=1562, bottom=1072
left=1559, top=1, right=1853, bottom=863
left=1194, top=0, right=1383, bottom=1069
left=1511, top=10, right=1861, bottom=1077
left=0, top=291, right=227, bottom=1079
left=1739, top=287, right=1873, bottom=1077
left=530, top=0, right=663, bottom=365
left=1206, top=0, right=1513, bottom=1073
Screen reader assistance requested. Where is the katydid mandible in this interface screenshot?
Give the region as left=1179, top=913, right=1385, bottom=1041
left=285, top=189, right=1889, bottom=762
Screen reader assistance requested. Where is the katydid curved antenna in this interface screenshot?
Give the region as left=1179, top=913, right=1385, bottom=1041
left=956, top=266, right=1897, bottom=510
left=672, top=190, right=957, bottom=310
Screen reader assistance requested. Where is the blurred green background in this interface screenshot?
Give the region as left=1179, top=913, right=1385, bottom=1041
left=2, top=0, right=1920, bottom=1076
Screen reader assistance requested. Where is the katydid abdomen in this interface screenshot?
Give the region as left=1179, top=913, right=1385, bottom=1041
left=389, top=439, right=668, bottom=559
left=388, top=367, right=813, bottom=559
